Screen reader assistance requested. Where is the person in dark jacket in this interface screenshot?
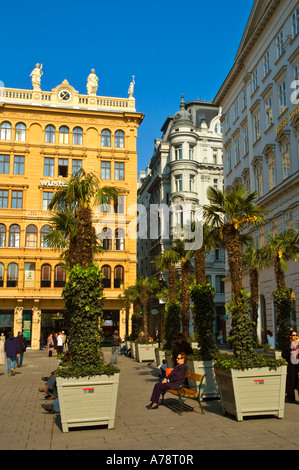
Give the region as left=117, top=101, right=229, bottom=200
left=111, top=330, right=121, bottom=364
left=146, top=352, right=187, bottom=409
left=172, top=333, right=193, bottom=365
left=282, top=329, right=299, bottom=403
left=4, top=331, right=20, bottom=376
left=17, top=331, right=27, bottom=367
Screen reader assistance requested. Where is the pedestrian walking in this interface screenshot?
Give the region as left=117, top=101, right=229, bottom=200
left=111, top=330, right=121, bottom=364
left=57, top=332, right=64, bottom=354
left=0, top=339, right=5, bottom=365
left=47, top=333, right=54, bottom=357
left=4, top=331, right=20, bottom=376
left=17, top=331, right=27, bottom=367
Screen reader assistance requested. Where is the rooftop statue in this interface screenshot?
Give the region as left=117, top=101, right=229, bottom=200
left=87, top=69, right=99, bottom=95
left=128, top=75, right=135, bottom=97
left=30, top=63, right=43, bottom=90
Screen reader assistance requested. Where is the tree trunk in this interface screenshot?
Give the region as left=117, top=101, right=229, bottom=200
left=181, top=260, right=190, bottom=340
left=168, top=264, right=176, bottom=302
left=226, top=227, right=243, bottom=301
left=142, top=284, right=149, bottom=338
left=74, top=205, right=94, bottom=268
left=195, top=247, right=206, bottom=285
left=250, top=267, right=259, bottom=336
left=274, top=255, right=286, bottom=291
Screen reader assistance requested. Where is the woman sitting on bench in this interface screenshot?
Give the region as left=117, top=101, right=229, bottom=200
left=146, top=352, right=187, bottom=410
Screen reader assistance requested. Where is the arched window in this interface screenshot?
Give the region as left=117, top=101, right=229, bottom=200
left=0, top=224, right=6, bottom=247
left=115, top=130, right=124, bottom=148
left=73, top=127, right=83, bottom=145
left=54, top=265, right=66, bottom=287
left=9, top=224, right=20, bottom=247
left=114, top=265, right=124, bottom=288
left=115, top=228, right=125, bottom=250
left=7, top=263, right=18, bottom=287
left=59, top=126, right=69, bottom=144
left=41, top=264, right=51, bottom=288
left=1, top=122, right=11, bottom=140
left=41, top=225, right=51, bottom=247
left=101, top=129, right=111, bottom=147
left=0, top=262, right=4, bottom=287
left=25, top=224, right=38, bottom=247
left=101, top=265, right=111, bottom=288
left=102, top=227, right=112, bottom=250
left=45, top=125, right=55, bottom=143
left=15, top=123, right=26, bottom=142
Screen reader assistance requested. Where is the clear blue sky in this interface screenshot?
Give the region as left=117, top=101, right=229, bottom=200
left=0, top=0, right=254, bottom=173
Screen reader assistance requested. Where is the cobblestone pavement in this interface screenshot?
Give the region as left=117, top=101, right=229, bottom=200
left=1, top=348, right=299, bottom=452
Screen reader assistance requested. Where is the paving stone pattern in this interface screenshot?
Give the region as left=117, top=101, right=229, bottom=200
left=1, top=349, right=299, bottom=450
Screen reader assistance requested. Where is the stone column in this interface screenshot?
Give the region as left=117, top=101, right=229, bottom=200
left=14, top=300, right=23, bottom=335
left=32, top=299, right=41, bottom=350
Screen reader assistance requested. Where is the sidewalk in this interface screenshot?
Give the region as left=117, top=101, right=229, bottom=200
left=1, top=348, right=299, bottom=451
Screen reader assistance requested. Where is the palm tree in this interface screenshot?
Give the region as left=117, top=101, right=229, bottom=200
left=152, top=248, right=180, bottom=302
left=203, top=185, right=267, bottom=301
left=264, top=229, right=299, bottom=291
left=139, top=276, right=160, bottom=339
left=242, top=243, right=269, bottom=335
left=172, top=239, right=193, bottom=339
left=46, top=168, right=119, bottom=268
left=194, top=224, right=218, bottom=285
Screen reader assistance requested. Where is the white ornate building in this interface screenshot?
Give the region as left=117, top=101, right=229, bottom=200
left=137, top=97, right=226, bottom=338
left=213, top=0, right=299, bottom=341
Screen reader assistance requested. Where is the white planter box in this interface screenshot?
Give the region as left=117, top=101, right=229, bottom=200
left=57, top=373, right=119, bottom=432
left=155, top=349, right=166, bottom=366
left=186, top=359, right=219, bottom=399
left=263, top=350, right=282, bottom=360
left=215, top=366, right=287, bottom=421
left=136, top=343, right=158, bottom=362
left=131, top=342, right=136, bottom=359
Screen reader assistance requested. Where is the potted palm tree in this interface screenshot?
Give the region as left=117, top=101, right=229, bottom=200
left=203, top=185, right=287, bottom=421
left=45, top=169, right=120, bottom=432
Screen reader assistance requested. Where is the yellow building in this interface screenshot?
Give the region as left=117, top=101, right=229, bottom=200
left=0, top=70, right=144, bottom=349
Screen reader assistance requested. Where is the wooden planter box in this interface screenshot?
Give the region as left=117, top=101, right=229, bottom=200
left=215, top=366, right=287, bottom=421
left=155, top=348, right=166, bottom=366
left=186, top=360, right=219, bottom=399
left=56, top=373, right=119, bottom=432
left=135, top=343, right=158, bottom=362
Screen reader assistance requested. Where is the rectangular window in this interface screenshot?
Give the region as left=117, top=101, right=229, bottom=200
left=226, top=149, right=232, bottom=173
left=189, top=146, right=194, bottom=160
left=234, top=139, right=240, bottom=164
left=276, top=31, right=284, bottom=58
left=265, top=98, right=273, bottom=129
left=268, top=154, right=276, bottom=190
left=115, top=162, right=124, bottom=181
left=175, top=175, right=183, bottom=192
left=253, top=112, right=260, bottom=142
left=14, top=156, right=25, bottom=175
left=278, top=81, right=287, bottom=114
left=244, top=128, right=249, bottom=155
left=225, top=113, right=230, bottom=133
left=189, top=174, right=195, bottom=191
left=254, top=165, right=263, bottom=198
left=43, top=192, right=53, bottom=210
left=233, top=100, right=239, bottom=121
left=11, top=190, right=23, bottom=209
left=242, top=89, right=247, bottom=109
left=0, top=190, right=8, bottom=208
left=292, top=7, right=299, bottom=38
left=44, top=158, right=54, bottom=177
left=213, top=152, right=217, bottom=164
left=0, top=155, right=9, bottom=174
left=263, top=51, right=270, bottom=76
left=101, top=161, right=111, bottom=180
left=175, top=145, right=183, bottom=160
left=114, top=195, right=125, bottom=214
left=281, top=141, right=291, bottom=179
left=72, top=159, right=82, bottom=175
left=24, top=262, right=35, bottom=289
left=58, top=158, right=68, bottom=177
left=252, top=68, right=258, bottom=93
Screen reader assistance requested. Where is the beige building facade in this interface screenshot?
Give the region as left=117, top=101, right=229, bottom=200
left=0, top=69, right=144, bottom=348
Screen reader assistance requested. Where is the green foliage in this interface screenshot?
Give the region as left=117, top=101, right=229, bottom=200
left=274, top=288, right=292, bottom=350
left=55, top=264, right=119, bottom=378
left=163, top=300, right=181, bottom=350
left=190, top=282, right=218, bottom=360
left=130, top=313, right=139, bottom=341
left=227, top=290, right=255, bottom=361
left=214, top=352, right=287, bottom=371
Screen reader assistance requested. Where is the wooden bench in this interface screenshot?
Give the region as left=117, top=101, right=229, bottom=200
left=161, top=371, right=204, bottom=415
